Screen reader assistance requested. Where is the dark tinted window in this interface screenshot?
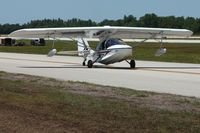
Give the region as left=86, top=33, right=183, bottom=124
left=96, top=39, right=126, bottom=50
left=105, top=39, right=125, bottom=48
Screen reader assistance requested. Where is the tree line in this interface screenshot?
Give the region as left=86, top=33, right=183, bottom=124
left=0, top=13, right=200, bottom=34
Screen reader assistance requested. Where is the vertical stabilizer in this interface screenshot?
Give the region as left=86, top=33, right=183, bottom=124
left=76, top=38, right=90, bottom=56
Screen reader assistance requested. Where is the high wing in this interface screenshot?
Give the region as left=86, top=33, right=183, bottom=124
left=9, top=26, right=193, bottom=40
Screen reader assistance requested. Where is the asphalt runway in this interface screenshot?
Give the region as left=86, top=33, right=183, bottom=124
left=0, top=52, right=200, bottom=97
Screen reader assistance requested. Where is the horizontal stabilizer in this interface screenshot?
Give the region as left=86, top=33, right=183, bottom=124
left=76, top=38, right=90, bottom=56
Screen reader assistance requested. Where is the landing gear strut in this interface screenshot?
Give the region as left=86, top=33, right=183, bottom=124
left=82, top=59, right=86, bottom=66
left=82, top=62, right=86, bottom=66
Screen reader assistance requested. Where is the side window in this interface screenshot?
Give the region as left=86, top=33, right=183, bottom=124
left=96, top=40, right=106, bottom=51
left=102, top=40, right=106, bottom=50
left=96, top=39, right=122, bottom=50
left=106, top=40, right=112, bottom=48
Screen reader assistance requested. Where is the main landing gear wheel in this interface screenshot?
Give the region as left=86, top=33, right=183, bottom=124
left=87, top=60, right=93, bottom=68
left=130, top=60, right=136, bottom=68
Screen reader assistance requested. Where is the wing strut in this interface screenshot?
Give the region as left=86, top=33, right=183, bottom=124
left=155, top=31, right=167, bottom=56
left=52, top=33, right=56, bottom=49
left=133, top=31, right=163, bottom=47
left=131, top=31, right=167, bottom=56
left=48, top=31, right=57, bottom=57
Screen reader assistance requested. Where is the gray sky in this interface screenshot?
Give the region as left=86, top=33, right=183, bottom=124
left=0, top=0, right=199, bottom=24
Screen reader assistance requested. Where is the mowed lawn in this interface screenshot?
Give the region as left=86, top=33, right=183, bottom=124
left=0, top=71, right=200, bottom=133
left=132, top=43, right=200, bottom=64
left=0, top=40, right=200, bottom=63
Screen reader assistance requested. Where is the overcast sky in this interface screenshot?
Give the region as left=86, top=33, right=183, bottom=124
left=0, top=0, right=199, bottom=24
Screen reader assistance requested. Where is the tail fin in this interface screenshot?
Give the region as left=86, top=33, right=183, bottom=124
left=76, top=38, right=90, bottom=56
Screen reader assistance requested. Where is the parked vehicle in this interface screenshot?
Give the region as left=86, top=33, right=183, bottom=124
left=31, top=38, right=45, bottom=46
left=0, top=38, right=15, bottom=46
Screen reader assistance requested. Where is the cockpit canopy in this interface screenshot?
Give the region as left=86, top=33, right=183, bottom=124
left=96, top=38, right=126, bottom=51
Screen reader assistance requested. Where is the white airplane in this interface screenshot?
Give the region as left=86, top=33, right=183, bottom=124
left=9, top=26, right=193, bottom=68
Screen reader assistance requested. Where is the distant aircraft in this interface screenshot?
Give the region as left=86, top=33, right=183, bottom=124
left=9, top=26, right=193, bottom=68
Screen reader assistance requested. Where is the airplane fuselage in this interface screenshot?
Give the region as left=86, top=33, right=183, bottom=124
left=97, top=44, right=132, bottom=64
left=84, top=38, right=133, bottom=65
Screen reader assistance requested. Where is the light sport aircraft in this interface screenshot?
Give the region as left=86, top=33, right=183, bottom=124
left=9, top=26, right=193, bottom=68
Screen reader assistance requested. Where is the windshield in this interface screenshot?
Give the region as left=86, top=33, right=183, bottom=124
left=96, top=39, right=126, bottom=50
left=105, top=39, right=126, bottom=48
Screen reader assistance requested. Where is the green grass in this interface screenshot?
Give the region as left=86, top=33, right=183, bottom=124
left=0, top=40, right=78, bottom=55
left=0, top=71, right=200, bottom=132
left=131, top=43, right=200, bottom=64
left=0, top=40, right=200, bottom=63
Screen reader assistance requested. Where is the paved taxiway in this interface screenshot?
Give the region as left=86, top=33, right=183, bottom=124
left=0, top=52, right=200, bottom=97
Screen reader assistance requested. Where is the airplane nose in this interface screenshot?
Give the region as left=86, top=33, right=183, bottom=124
left=107, top=44, right=132, bottom=58
left=115, top=45, right=133, bottom=59
left=122, top=45, right=132, bottom=57
left=101, top=44, right=133, bottom=64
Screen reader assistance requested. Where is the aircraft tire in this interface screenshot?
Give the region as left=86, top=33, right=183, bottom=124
left=87, top=60, right=93, bottom=68
left=82, top=62, right=86, bottom=66
left=130, top=60, right=136, bottom=68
